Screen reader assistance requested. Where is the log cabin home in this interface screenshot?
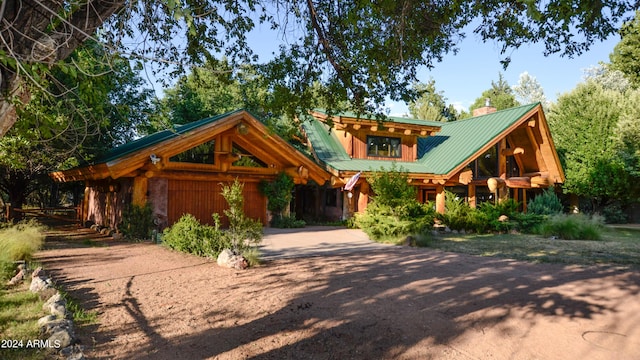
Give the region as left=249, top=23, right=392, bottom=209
left=303, top=102, right=565, bottom=216
left=50, top=102, right=564, bottom=230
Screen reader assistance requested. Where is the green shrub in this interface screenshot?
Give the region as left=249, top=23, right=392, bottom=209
left=601, top=202, right=629, bottom=224
left=0, top=221, right=44, bottom=281
left=271, top=214, right=306, bottom=228
left=259, top=172, right=295, bottom=225
left=119, top=203, right=154, bottom=240
left=512, top=212, right=547, bottom=233
left=539, top=214, right=603, bottom=240
left=222, top=179, right=263, bottom=252
left=528, top=189, right=563, bottom=215
left=162, top=213, right=230, bottom=257
left=355, top=202, right=434, bottom=242
left=368, top=164, right=417, bottom=209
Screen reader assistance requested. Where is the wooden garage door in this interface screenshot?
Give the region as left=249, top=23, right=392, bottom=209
left=167, top=179, right=266, bottom=227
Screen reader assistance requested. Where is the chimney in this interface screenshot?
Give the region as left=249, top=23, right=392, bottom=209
left=472, top=98, right=497, bottom=117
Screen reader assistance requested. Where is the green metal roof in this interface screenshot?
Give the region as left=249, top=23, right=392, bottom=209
left=418, top=103, right=538, bottom=174
left=312, top=109, right=443, bottom=127
left=305, top=103, right=539, bottom=175
left=94, top=109, right=245, bottom=164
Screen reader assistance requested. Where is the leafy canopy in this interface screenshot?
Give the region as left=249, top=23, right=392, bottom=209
left=0, top=0, right=637, bottom=136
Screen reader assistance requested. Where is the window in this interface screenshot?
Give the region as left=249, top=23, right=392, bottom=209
left=170, top=140, right=215, bottom=164
left=472, top=144, right=498, bottom=178
left=367, top=136, right=402, bottom=158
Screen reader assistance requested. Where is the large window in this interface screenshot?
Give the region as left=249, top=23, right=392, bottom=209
left=367, top=136, right=401, bottom=158
left=169, top=140, right=215, bottom=164
left=472, top=144, right=498, bottom=178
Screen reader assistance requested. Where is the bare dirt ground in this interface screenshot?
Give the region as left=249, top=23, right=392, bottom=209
left=35, top=226, right=640, bottom=360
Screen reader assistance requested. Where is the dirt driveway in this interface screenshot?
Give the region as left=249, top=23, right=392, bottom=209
left=35, top=227, right=640, bottom=359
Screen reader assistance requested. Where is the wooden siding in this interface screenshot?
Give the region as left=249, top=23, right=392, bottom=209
left=167, top=179, right=266, bottom=227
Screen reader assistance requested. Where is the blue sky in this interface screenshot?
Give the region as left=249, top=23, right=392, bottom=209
left=243, top=19, right=621, bottom=117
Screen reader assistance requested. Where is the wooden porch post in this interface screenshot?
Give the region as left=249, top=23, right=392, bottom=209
left=468, top=184, right=476, bottom=209
left=435, top=185, right=445, bottom=214
left=132, top=176, right=148, bottom=206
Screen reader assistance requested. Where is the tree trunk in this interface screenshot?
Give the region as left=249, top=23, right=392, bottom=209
left=0, top=0, right=126, bottom=137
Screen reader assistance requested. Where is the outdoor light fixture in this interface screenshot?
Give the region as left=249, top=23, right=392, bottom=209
left=150, top=154, right=161, bottom=165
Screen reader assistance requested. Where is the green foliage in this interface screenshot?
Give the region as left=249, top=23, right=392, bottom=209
left=539, top=214, right=603, bottom=240
left=548, top=81, right=640, bottom=205
left=162, top=213, right=230, bottom=257
left=355, top=202, right=434, bottom=243
left=408, top=79, right=458, bottom=121
left=601, top=202, right=629, bottom=224
left=221, top=179, right=263, bottom=252
left=119, top=203, right=155, bottom=240
left=468, top=73, right=520, bottom=116
left=512, top=212, right=548, bottom=234
left=0, top=221, right=44, bottom=280
left=610, top=11, right=640, bottom=88
left=356, top=166, right=435, bottom=242
left=270, top=215, right=306, bottom=229
left=259, top=173, right=295, bottom=225
left=369, top=164, right=417, bottom=209
left=0, top=286, right=45, bottom=360
left=527, top=189, right=563, bottom=215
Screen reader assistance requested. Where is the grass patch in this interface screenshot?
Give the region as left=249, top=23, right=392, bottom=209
left=0, top=221, right=45, bottom=282
left=0, top=283, right=47, bottom=360
left=423, top=227, right=640, bottom=267
left=58, top=290, right=98, bottom=327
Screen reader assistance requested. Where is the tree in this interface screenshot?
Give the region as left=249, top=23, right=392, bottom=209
left=583, top=63, right=632, bottom=92
left=610, top=10, right=640, bottom=88
left=468, top=73, right=519, bottom=116
left=1, top=1, right=636, bottom=137
left=156, top=60, right=270, bottom=126
left=512, top=71, right=549, bottom=109
left=0, top=42, right=153, bottom=217
left=408, top=79, right=458, bottom=121
left=547, top=81, right=640, bottom=208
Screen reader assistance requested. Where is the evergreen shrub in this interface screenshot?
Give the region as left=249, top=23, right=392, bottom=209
left=528, top=189, right=563, bottom=215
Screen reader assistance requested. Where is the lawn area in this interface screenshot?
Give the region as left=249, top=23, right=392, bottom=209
left=0, top=283, right=47, bottom=360
left=424, top=226, right=640, bottom=267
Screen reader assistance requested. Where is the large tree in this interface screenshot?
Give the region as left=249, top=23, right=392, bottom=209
left=0, top=1, right=637, bottom=137
left=548, top=80, right=640, bottom=208
left=0, top=42, right=153, bottom=217
left=408, top=79, right=458, bottom=122
left=512, top=71, right=549, bottom=109
left=468, top=73, right=519, bottom=116
left=610, top=10, right=640, bottom=88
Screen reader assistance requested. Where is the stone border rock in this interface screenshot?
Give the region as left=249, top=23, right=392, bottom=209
left=8, top=265, right=87, bottom=360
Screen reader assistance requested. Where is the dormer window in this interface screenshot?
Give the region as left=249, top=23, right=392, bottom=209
left=367, top=136, right=402, bottom=158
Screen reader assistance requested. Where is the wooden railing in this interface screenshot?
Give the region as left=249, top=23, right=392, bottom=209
left=5, top=205, right=81, bottom=223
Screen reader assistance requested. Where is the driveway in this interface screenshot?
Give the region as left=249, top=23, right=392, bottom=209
left=34, top=225, right=640, bottom=360
left=260, top=226, right=393, bottom=260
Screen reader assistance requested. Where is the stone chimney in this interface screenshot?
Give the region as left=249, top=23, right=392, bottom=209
left=472, top=98, right=497, bottom=117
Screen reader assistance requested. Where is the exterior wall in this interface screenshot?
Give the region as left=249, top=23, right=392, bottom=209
left=166, top=179, right=266, bottom=227
left=85, top=179, right=132, bottom=228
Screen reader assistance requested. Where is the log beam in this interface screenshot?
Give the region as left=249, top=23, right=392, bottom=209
left=501, top=147, right=525, bottom=156
left=487, top=177, right=506, bottom=192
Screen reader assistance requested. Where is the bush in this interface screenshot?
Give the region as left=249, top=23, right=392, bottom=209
left=528, top=189, right=563, bottom=215
left=538, top=214, right=603, bottom=240
left=355, top=202, right=434, bottom=242
left=162, top=213, right=230, bottom=257
left=601, top=202, right=629, bottom=224
left=271, top=214, right=306, bottom=228
left=259, top=172, right=295, bottom=226
left=119, top=203, right=154, bottom=240
left=222, top=179, right=263, bottom=252
left=512, top=212, right=547, bottom=233
left=0, top=220, right=45, bottom=280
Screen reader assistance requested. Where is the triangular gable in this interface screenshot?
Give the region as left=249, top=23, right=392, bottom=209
left=51, top=110, right=332, bottom=185
left=418, top=103, right=564, bottom=183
